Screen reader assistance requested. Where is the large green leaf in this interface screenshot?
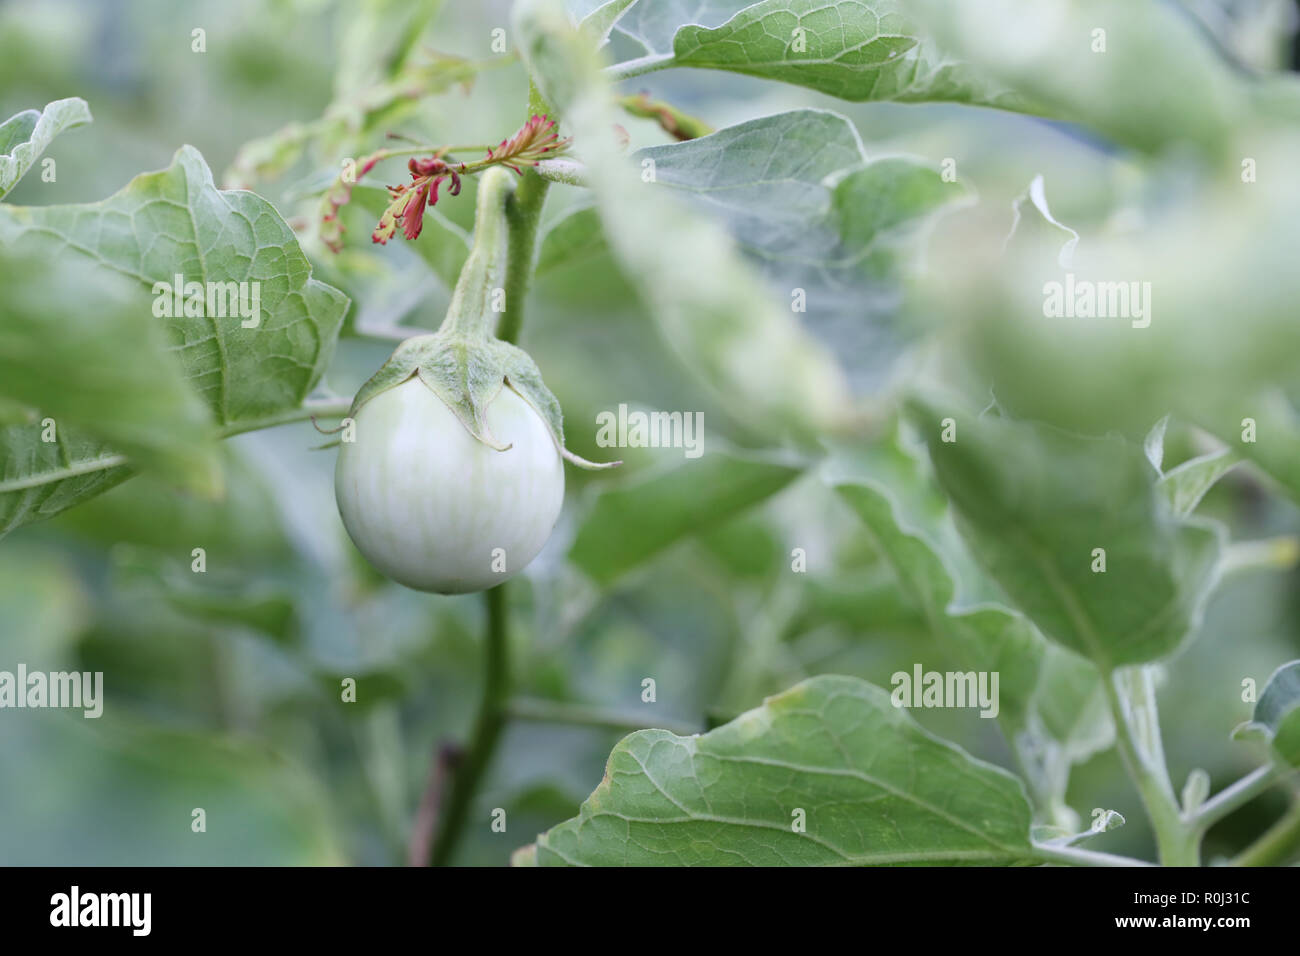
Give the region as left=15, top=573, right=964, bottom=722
left=830, top=454, right=1110, bottom=828
left=906, top=396, right=1223, bottom=669
left=613, top=1, right=739, bottom=54
left=0, top=426, right=133, bottom=538
left=0, top=252, right=218, bottom=502
left=569, top=451, right=803, bottom=586
left=523, top=675, right=1036, bottom=865
left=636, top=109, right=960, bottom=281
left=516, top=0, right=855, bottom=440
left=0, top=147, right=348, bottom=530
left=669, top=0, right=1025, bottom=107
left=613, top=1, right=1022, bottom=109
left=0, top=98, right=91, bottom=199
left=0, top=146, right=349, bottom=428
left=535, top=204, right=605, bottom=276
left=601, top=109, right=959, bottom=388
left=575, top=0, right=639, bottom=45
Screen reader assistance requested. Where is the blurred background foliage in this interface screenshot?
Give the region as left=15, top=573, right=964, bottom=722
left=1, top=0, right=1299, bottom=864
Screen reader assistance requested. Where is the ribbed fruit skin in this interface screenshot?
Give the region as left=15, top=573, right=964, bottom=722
left=335, top=379, right=564, bottom=593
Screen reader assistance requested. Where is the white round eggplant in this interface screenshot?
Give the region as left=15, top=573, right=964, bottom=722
left=335, top=378, right=564, bottom=593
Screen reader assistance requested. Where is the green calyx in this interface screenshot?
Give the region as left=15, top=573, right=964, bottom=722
left=349, top=167, right=617, bottom=470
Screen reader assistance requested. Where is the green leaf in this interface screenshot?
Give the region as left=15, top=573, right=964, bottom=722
left=577, top=0, right=640, bottom=45
left=636, top=108, right=961, bottom=280
left=515, top=0, right=855, bottom=440
left=0, top=146, right=349, bottom=429
left=1236, top=661, right=1300, bottom=767
left=614, top=1, right=738, bottom=54
left=535, top=205, right=605, bottom=276
left=527, top=675, right=1035, bottom=865
left=569, top=450, right=802, bottom=586
left=626, top=0, right=1024, bottom=108
left=1144, top=417, right=1240, bottom=518
left=0, top=98, right=92, bottom=199
left=906, top=395, right=1223, bottom=669
left=0, top=426, right=133, bottom=538
left=0, top=251, right=219, bottom=502
left=548, top=99, right=969, bottom=297
left=1158, top=449, right=1240, bottom=519
left=830, top=463, right=1110, bottom=828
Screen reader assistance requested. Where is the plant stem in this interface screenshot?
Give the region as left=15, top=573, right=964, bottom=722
left=439, top=166, right=516, bottom=341
left=1232, top=797, right=1300, bottom=866
left=498, top=169, right=548, bottom=345
left=217, top=398, right=352, bottom=437
left=1192, top=764, right=1282, bottom=833
left=618, top=93, right=714, bottom=141
left=495, top=83, right=554, bottom=346
left=1030, top=842, right=1154, bottom=868
left=422, top=86, right=557, bottom=866
left=605, top=52, right=676, bottom=81
left=533, top=158, right=588, bottom=187
left=1105, top=666, right=1200, bottom=866
left=507, top=697, right=700, bottom=737
left=428, top=584, right=511, bottom=867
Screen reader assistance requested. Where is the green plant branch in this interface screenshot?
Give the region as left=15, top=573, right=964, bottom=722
left=605, top=53, right=676, bottom=81
left=1232, top=795, right=1300, bottom=866
left=1105, top=666, right=1199, bottom=865
left=496, top=85, right=554, bottom=346
left=1029, top=842, right=1154, bottom=868
left=507, top=697, right=700, bottom=737
left=533, top=158, right=588, bottom=187
left=421, top=85, right=557, bottom=861
left=217, top=398, right=352, bottom=438
left=618, top=92, right=714, bottom=141
left=428, top=583, right=511, bottom=866
left=1192, top=764, right=1284, bottom=834
left=440, top=166, right=516, bottom=341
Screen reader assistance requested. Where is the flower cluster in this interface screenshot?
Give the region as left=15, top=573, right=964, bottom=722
left=371, top=157, right=463, bottom=245
left=483, top=113, right=570, bottom=175
left=318, top=114, right=571, bottom=250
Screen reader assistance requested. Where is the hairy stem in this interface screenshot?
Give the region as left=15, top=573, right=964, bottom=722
left=605, top=52, right=676, bottom=81
left=423, top=85, right=558, bottom=866
left=497, top=85, right=554, bottom=346
left=533, top=158, right=588, bottom=187
left=498, top=171, right=548, bottom=345
left=1192, top=764, right=1283, bottom=834
left=1030, top=842, right=1154, bottom=868
left=217, top=398, right=352, bottom=437
left=1105, top=666, right=1200, bottom=866
left=439, top=166, right=516, bottom=341
left=429, top=584, right=510, bottom=866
